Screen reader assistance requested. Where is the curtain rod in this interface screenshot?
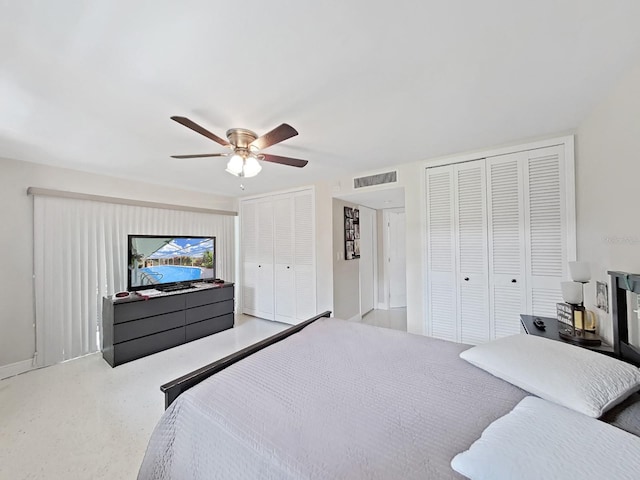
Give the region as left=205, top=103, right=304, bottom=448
left=26, top=187, right=237, bottom=216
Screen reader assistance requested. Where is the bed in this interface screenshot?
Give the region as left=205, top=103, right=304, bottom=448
left=139, top=303, right=640, bottom=479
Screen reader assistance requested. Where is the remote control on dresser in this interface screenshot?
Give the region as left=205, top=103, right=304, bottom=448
left=533, top=317, right=546, bottom=330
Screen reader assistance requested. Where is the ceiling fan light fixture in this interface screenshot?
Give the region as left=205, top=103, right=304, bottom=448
left=171, top=116, right=307, bottom=173
left=225, top=153, right=262, bottom=178
left=243, top=155, right=262, bottom=177
left=225, top=153, right=245, bottom=176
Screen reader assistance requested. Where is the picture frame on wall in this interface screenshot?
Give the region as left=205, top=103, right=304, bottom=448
left=596, top=281, right=609, bottom=313
left=346, top=241, right=354, bottom=260
left=344, top=206, right=360, bottom=260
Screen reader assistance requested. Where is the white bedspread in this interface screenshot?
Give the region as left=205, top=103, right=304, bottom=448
left=138, top=318, right=526, bottom=479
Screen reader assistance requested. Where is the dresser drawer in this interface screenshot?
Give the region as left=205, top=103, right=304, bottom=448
left=185, top=300, right=234, bottom=325
left=112, top=327, right=185, bottom=365
left=185, top=313, right=234, bottom=342
left=113, top=311, right=185, bottom=344
left=113, top=295, right=185, bottom=323
left=185, top=286, right=234, bottom=308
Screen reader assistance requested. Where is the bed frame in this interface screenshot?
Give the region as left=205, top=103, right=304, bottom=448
left=609, top=271, right=640, bottom=366
left=161, top=310, right=332, bottom=408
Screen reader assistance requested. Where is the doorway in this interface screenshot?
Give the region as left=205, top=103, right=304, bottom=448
left=385, top=209, right=407, bottom=308
left=332, top=187, right=406, bottom=329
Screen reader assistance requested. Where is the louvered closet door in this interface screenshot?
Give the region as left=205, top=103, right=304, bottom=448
left=454, top=161, right=490, bottom=345
left=486, top=153, right=527, bottom=338
left=241, top=200, right=259, bottom=316
left=256, top=199, right=275, bottom=319
left=426, top=166, right=457, bottom=341
left=523, top=146, right=567, bottom=317
left=273, top=194, right=295, bottom=323
left=293, top=190, right=316, bottom=322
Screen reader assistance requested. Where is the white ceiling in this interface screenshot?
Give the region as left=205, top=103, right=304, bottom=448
left=2, top=1, right=640, bottom=198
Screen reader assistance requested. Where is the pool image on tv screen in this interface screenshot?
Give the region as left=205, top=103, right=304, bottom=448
left=128, top=235, right=215, bottom=291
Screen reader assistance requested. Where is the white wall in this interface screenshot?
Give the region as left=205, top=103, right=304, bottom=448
left=0, top=156, right=236, bottom=372
left=332, top=198, right=361, bottom=320
left=575, top=63, right=640, bottom=343
left=314, top=182, right=334, bottom=315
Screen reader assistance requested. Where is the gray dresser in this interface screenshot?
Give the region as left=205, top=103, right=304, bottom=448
left=102, top=283, right=234, bottom=367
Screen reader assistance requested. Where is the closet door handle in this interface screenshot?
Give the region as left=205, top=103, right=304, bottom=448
left=511, top=279, right=517, bottom=283
left=258, top=265, right=261, bottom=268
left=287, top=266, right=290, bottom=269
left=464, top=277, right=469, bottom=281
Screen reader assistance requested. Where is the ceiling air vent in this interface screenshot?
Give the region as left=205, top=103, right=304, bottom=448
left=353, top=171, right=397, bottom=189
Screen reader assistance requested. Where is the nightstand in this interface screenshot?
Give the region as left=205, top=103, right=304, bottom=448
left=520, top=314, right=616, bottom=357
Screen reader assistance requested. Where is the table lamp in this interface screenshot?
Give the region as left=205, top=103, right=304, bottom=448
left=558, top=262, right=601, bottom=346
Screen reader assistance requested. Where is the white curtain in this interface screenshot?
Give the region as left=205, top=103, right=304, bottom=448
left=33, top=196, right=235, bottom=367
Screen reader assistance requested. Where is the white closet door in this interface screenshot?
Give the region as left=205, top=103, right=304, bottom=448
left=487, top=153, right=527, bottom=338
left=241, top=201, right=259, bottom=316
left=256, top=199, right=275, bottom=319
left=240, top=188, right=315, bottom=325
left=523, top=146, right=567, bottom=317
left=273, top=194, right=295, bottom=323
left=293, top=190, right=316, bottom=322
left=426, top=166, right=457, bottom=341
left=454, top=161, right=490, bottom=345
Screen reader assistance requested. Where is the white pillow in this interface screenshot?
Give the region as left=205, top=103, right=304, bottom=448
left=459, top=334, right=640, bottom=417
left=451, top=396, right=640, bottom=480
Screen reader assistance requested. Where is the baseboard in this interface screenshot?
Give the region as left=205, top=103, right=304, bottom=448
left=0, top=358, right=33, bottom=380
left=347, top=314, right=362, bottom=322
left=377, top=302, right=389, bottom=310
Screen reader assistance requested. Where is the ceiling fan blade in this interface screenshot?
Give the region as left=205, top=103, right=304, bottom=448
left=260, top=153, right=308, bottom=168
left=250, top=123, right=298, bottom=150
left=170, top=153, right=228, bottom=159
left=171, top=116, right=231, bottom=147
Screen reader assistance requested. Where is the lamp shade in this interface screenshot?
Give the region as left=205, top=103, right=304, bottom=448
left=561, top=281, right=583, bottom=305
left=225, top=154, right=244, bottom=176
left=569, top=261, right=591, bottom=283
left=242, top=156, right=262, bottom=178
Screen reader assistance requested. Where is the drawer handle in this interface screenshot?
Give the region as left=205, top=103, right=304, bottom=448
left=511, top=279, right=517, bottom=283
left=287, top=266, right=290, bottom=269
left=464, top=277, right=469, bottom=281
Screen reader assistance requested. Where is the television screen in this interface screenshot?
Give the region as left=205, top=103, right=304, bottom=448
left=127, top=235, right=215, bottom=291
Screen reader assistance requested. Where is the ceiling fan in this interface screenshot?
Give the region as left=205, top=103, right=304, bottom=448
left=170, top=116, right=308, bottom=178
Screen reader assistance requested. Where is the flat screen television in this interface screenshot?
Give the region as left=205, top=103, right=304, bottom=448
left=127, top=235, right=216, bottom=292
